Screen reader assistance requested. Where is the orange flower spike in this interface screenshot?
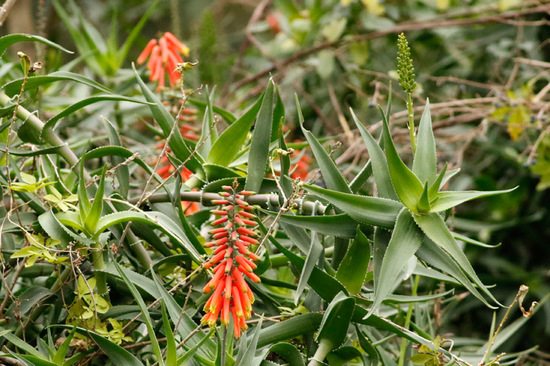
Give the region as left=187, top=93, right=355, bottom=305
left=238, top=285, right=253, bottom=315
left=163, top=31, right=190, bottom=56
left=210, top=227, right=228, bottom=234
left=224, top=258, right=233, bottom=273
left=208, top=302, right=222, bottom=327
left=232, top=268, right=249, bottom=294
left=159, top=36, right=169, bottom=63
left=241, top=268, right=261, bottom=283
left=204, top=250, right=226, bottom=269
left=238, top=211, right=256, bottom=219
left=211, top=217, right=228, bottom=226
left=138, top=39, right=158, bottom=64
left=231, top=308, right=242, bottom=339
left=237, top=227, right=256, bottom=237
left=203, top=267, right=224, bottom=293
left=231, top=286, right=245, bottom=317
left=235, top=254, right=256, bottom=271
left=224, top=276, right=232, bottom=299
left=240, top=235, right=259, bottom=245
left=146, top=44, right=160, bottom=71
left=205, top=282, right=224, bottom=312
left=239, top=315, right=248, bottom=331
left=201, top=311, right=211, bottom=325
left=221, top=297, right=231, bottom=326
left=235, top=241, right=249, bottom=255
left=248, top=251, right=260, bottom=261
left=157, top=66, right=165, bottom=91
left=213, top=244, right=229, bottom=255
left=212, top=231, right=228, bottom=239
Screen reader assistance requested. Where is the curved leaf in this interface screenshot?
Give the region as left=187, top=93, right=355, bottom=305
left=368, top=208, right=422, bottom=317
left=316, top=292, right=355, bottom=351
left=95, top=211, right=204, bottom=262
left=42, top=95, right=151, bottom=137
left=413, top=212, right=500, bottom=307
left=335, top=227, right=370, bottom=295
left=295, top=233, right=323, bottom=304
left=113, top=259, right=164, bottom=366
left=88, top=332, right=144, bottom=366
left=412, top=100, right=437, bottom=185
left=430, top=187, right=517, bottom=213
left=351, top=109, right=397, bottom=199
left=0, top=33, right=72, bottom=57
left=245, top=79, right=275, bottom=192
left=299, top=97, right=351, bottom=193
left=302, top=183, right=402, bottom=229
left=380, top=107, right=424, bottom=212
left=271, top=211, right=359, bottom=238
left=2, top=71, right=112, bottom=96
left=266, top=343, right=305, bottom=366
left=257, top=313, right=323, bottom=348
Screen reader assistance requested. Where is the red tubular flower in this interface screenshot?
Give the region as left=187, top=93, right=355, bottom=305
left=201, top=183, right=262, bottom=338
left=137, top=32, right=189, bottom=91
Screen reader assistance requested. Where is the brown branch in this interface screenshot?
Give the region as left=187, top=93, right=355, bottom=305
left=0, top=0, right=18, bottom=26
left=232, top=4, right=550, bottom=91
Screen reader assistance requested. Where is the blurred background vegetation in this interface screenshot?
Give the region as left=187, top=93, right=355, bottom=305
left=2, top=0, right=550, bottom=360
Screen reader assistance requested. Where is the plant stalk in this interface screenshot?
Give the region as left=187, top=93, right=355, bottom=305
left=407, top=92, right=416, bottom=154
left=398, top=274, right=420, bottom=366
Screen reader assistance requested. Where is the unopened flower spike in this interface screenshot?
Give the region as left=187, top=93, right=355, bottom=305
left=201, top=183, right=261, bottom=339
left=397, top=33, right=418, bottom=153
left=397, top=33, right=416, bottom=94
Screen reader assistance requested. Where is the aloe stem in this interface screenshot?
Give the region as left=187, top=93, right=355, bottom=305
left=398, top=274, right=420, bottom=366
left=0, top=91, right=90, bottom=180
left=407, top=93, right=416, bottom=154
left=309, top=340, right=333, bottom=366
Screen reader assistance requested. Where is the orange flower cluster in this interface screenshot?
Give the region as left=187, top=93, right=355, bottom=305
left=137, top=32, right=190, bottom=91
left=201, top=185, right=261, bottom=338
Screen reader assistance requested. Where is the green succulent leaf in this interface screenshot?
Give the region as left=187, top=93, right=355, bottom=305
left=271, top=211, right=359, bottom=238
left=245, top=79, right=275, bottom=192
left=428, top=162, right=447, bottom=198
left=335, top=227, right=371, bottom=295
left=416, top=238, right=489, bottom=305
left=299, top=97, right=351, bottom=193
left=369, top=208, right=422, bottom=316
left=2, top=71, right=113, bottom=96
left=83, top=166, right=106, bottom=234
left=0, top=33, right=72, bottom=58
left=430, top=187, right=517, bottom=213
left=417, top=182, right=431, bottom=213
left=316, top=292, right=355, bottom=352
left=87, top=331, right=144, bottom=366
left=207, top=89, right=263, bottom=166
left=258, top=313, right=323, bottom=348
left=302, top=183, right=402, bottom=228
left=380, top=107, right=424, bottom=211
left=351, top=109, right=397, bottom=199
left=413, top=212, right=500, bottom=307
left=295, top=232, right=323, bottom=304
left=412, top=100, right=437, bottom=186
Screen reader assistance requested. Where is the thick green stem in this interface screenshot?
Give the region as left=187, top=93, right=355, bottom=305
left=398, top=275, right=420, bottom=366
left=407, top=92, right=416, bottom=154
left=309, top=340, right=333, bottom=366
left=0, top=91, right=90, bottom=180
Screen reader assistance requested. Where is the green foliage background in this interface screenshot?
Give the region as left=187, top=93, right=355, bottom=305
left=1, top=0, right=549, bottom=365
